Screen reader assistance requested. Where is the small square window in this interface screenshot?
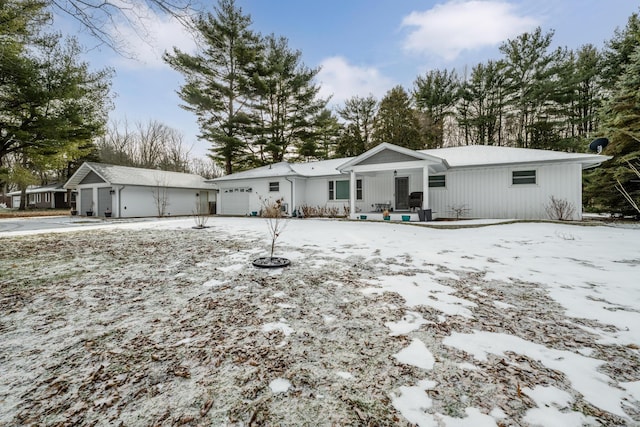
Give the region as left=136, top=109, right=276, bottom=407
left=512, top=170, right=536, bottom=185
left=269, top=182, right=279, bottom=192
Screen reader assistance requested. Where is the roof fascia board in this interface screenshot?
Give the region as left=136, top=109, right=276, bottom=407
left=211, top=171, right=300, bottom=182
left=349, top=160, right=439, bottom=173
left=446, top=156, right=612, bottom=171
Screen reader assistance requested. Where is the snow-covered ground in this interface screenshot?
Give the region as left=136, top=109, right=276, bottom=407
left=0, top=217, right=638, bottom=426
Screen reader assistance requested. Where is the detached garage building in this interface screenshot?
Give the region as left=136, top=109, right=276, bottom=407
left=64, top=162, right=216, bottom=218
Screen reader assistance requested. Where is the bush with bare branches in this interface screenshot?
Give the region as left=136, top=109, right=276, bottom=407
left=297, top=204, right=349, bottom=218
left=545, top=196, right=576, bottom=221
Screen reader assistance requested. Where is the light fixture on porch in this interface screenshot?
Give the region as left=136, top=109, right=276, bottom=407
left=394, top=170, right=397, bottom=177
left=109, top=189, right=115, bottom=194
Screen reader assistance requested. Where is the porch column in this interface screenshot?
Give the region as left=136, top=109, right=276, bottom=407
left=422, top=165, right=429, bottom=209
left=350, top=170, right=356, bottom=219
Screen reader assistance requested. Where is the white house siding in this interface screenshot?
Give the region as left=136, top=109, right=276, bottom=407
left=216, top=178, right=293, bottom=215
left=293, top=178, right=306, bottom=212
left=429, top=163, right=583, bottom=220
left=118, top=186, right=206, bottom=218
left=302, top=175, right=356, bottom=212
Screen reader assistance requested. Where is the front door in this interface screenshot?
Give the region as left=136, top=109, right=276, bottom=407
left=395, top=176, right=409, bottom=210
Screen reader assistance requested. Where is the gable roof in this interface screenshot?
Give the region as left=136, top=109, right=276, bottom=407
left=209, top=144, right=611, bottom=182
left=64, top=162, right=214, bottom=189
left=421, top=145, right=609, bottom=169
left=338, top=142, right=447, bottom=171
left=211, top=158, right=352, bottom=182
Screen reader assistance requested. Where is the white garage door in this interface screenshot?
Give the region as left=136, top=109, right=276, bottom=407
left=220, top=188, right=250, bottom=215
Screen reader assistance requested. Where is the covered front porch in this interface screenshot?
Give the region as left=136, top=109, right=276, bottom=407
left=337, top=143, right=448, bottom=221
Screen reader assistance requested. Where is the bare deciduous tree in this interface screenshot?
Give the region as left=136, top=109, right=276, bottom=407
left=49, top=0, right=197, bottom=54
left=96, top=120, right=193, bottom=172
left=189, top=157, right=223, bottom=179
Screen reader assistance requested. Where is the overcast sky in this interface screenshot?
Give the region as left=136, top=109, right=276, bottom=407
left=54, top=0, right=639, bottom=159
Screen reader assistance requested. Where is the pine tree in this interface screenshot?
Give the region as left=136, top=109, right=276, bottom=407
left=499, top=27, right=567, bottom=148
left=312, top=109, right=341, bottom=160
left=566, top=45, right=603, bottom=139
left=584, top=12, right=640, bottom=215
left=249, top=35, right=326, bottom=164
left=413, top=69, right=459, bottom=148
left=372, top=86, right=422, bottom=149
left=585, top=46, right=640, bottom=215
left=335, top=95, right=377, bottom=157
left=164, top=0, right=260, bottom=175
left=457, top=61, right=505, bottom=145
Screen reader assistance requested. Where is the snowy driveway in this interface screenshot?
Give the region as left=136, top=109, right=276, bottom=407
left=0, top=215, right=163, bottom=235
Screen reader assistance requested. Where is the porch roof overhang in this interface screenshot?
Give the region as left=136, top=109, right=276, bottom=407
left=337, top=142, right=449, bottom=174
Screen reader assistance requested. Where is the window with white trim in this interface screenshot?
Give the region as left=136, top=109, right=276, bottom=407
left=429, top=175, right=446, bottom=188
left=329, top=179, right=363, bottom=200
left=269, top=181, right=279, bottom=192
left=512, top=170, right=536, bottom=185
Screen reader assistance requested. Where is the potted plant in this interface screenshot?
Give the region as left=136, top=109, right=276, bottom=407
left=104, top=208, right=112, bottom=218
left=382, top=209, right=390, bottom=220
left=70, top=207, right=77, bottom=216
left=86, top=202, right=94, bottom=216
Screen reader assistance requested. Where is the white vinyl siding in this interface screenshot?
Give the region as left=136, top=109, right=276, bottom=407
left=428, top=163, right=582, bottom=220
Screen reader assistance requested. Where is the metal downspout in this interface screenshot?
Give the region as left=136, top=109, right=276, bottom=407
left=117, top=186, right=125, bottom=218
left=284, top=177, right=294, bottom=215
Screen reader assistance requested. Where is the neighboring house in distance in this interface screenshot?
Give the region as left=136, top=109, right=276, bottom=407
left=211, top=143, right=610, bottom=221
left=8, top=184, right=69, bottom=209
left=64, top=162, right=217, bottom=218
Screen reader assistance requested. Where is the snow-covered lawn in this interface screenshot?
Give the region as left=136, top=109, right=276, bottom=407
left=1, top=217, right=638, bottom=426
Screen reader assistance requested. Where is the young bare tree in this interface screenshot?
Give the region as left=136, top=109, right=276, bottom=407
left=151, top=174, right=169, bottom=216
left=260, top=197, right=287, bottom=259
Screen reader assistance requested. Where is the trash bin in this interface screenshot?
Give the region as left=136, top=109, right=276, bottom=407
left=418, top=209, right=432, bottom=222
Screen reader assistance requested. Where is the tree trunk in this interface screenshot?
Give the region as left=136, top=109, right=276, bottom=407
left=19, top=187, right=27, bottom=210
